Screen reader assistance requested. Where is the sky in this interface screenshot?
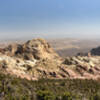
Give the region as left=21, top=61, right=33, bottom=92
left=0, top=0, right=100, bottom=39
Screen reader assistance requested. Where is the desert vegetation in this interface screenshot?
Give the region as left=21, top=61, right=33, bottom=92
left=0, top=73, right=100, bottom=100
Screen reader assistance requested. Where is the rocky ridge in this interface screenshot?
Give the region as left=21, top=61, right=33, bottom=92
left=0, top=38, right=100, bottom=80
left=2, top=38, right=59, bottom=60
left=90, top=46, right=100, bottom=56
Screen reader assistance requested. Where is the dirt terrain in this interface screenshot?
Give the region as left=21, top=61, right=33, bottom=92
left=48, top=38, right=100, bottom=57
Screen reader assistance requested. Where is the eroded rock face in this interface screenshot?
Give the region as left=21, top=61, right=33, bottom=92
left=23, top=38, right=59, bottom=60
left=0, top=38, right=61, bottom=80
left=3, top=38, right=59, bottom=60
left=62, top=56, right=100, bottom=80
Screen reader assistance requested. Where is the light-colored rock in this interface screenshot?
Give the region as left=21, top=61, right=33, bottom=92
left=0, top=38, right=100, bottom=80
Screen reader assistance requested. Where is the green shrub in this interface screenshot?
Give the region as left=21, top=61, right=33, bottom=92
left=62, top=92, right=73, bottom=100
left=90, top=94, right=100, bottom=100
left=36, top=90, right=55, bottom=100
left=0, top=72, right=100, bottom=100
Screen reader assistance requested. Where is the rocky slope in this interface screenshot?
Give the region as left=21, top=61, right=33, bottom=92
left=0, top=38, right=100, bottom=80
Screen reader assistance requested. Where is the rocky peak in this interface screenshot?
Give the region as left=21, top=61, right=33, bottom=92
left=2, top=38, right=60, bottom=60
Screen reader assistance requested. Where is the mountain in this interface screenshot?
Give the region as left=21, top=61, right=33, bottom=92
left=90, top=46, right=100, bottom=56
left=2, top=38, right=59, bottom=60
left=0, top=38, right=100, bottom=80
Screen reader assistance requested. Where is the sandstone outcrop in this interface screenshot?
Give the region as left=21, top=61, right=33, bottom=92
left=3, top=38, right=60, bottom=60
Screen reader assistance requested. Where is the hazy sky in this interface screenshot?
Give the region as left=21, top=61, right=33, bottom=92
left=0, top=0, right=100, bottom=39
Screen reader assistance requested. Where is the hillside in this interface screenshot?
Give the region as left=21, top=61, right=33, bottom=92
left=0, top=38, right=100, bottom=81
left=0, top=73, right=100, bottom=100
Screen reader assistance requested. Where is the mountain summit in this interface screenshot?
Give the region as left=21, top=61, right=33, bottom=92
left=2, top=38, right=60, bottom=60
